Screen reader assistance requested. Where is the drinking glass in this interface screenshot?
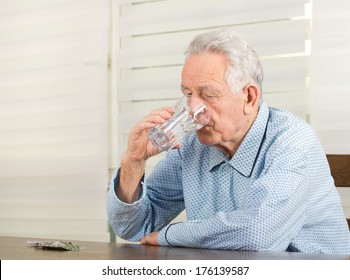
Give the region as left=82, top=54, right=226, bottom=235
left=149, top=95, right=210, bottom=151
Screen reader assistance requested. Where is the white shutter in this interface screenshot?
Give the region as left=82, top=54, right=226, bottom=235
left=310, top=0, right=350, bottom=152
left=0, top=0, right=110, bottom=241
left=310, top=0, right=350, bottom=217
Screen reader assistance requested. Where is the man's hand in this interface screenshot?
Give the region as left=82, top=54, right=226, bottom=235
left=126, top=107, right=174, bottom=162
left=117, top=106, right=174, bottom=204
left=140, top=231, right=160, bottom=246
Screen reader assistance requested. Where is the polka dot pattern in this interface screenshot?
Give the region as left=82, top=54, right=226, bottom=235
left=107, top=103, right=350, bottom=253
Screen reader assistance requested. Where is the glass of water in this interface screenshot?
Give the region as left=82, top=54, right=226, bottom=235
left=149, top=95, right=210, bottom=151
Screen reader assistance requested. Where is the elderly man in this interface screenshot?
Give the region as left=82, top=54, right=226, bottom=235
left=107, top=28, right=350, bottom=253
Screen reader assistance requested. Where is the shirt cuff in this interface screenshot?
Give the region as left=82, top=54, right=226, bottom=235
left=108, top=168, right=146, bottom=213
left=158, top=223, right=182, bottom=246
left=108, top=167, right=145, bottom=206
left=158, top=226, right=169, bottom=246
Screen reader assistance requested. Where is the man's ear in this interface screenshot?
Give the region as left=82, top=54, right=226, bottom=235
left=243, top=84, right=260, bottom=115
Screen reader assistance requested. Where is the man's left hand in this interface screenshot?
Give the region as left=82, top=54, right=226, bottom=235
left=140, top=231, right=160, bottom=246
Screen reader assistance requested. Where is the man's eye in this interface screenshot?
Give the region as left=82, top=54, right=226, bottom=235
left=202, top=93, right=215, bottom=99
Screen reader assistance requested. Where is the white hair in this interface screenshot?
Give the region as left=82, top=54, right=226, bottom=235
left=184, top=28, right=263, bottom=94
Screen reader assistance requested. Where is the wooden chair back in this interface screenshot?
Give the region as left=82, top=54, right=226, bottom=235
left=326, top=154, right=350, bottom=230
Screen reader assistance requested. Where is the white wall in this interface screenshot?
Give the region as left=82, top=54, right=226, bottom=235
left=0, top=0, right=110, bottom=241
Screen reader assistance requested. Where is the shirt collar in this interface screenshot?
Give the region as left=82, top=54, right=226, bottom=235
left=208, top=147, right=226, bottom=171
left=208, top=102, right=269, bottom=176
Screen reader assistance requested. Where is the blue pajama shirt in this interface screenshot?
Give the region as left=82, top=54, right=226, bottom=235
left=107, top=102, right=350, bottom=253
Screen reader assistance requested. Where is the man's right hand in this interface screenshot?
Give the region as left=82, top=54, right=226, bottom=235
left=125, top=106, right=175, bottom=162
left=116, top=106, right=175, bottom=203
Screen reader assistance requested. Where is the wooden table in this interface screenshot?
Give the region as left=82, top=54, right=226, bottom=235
left=1, top=236, right=349, bottom=260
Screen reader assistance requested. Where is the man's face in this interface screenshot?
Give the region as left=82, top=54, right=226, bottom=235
left=181, top=53, right=250, bottom=150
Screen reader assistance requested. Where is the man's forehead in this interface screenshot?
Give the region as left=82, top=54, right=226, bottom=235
left=181, top=83, right=216, bottom=91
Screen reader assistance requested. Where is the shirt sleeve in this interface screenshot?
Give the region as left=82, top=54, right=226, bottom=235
left=107, top=150, right=185, bottom=242
left=158, top=147, right=311, bottom=251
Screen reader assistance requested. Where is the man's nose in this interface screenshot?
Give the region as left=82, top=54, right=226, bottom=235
left=185, top=95, right=210, bottom=125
